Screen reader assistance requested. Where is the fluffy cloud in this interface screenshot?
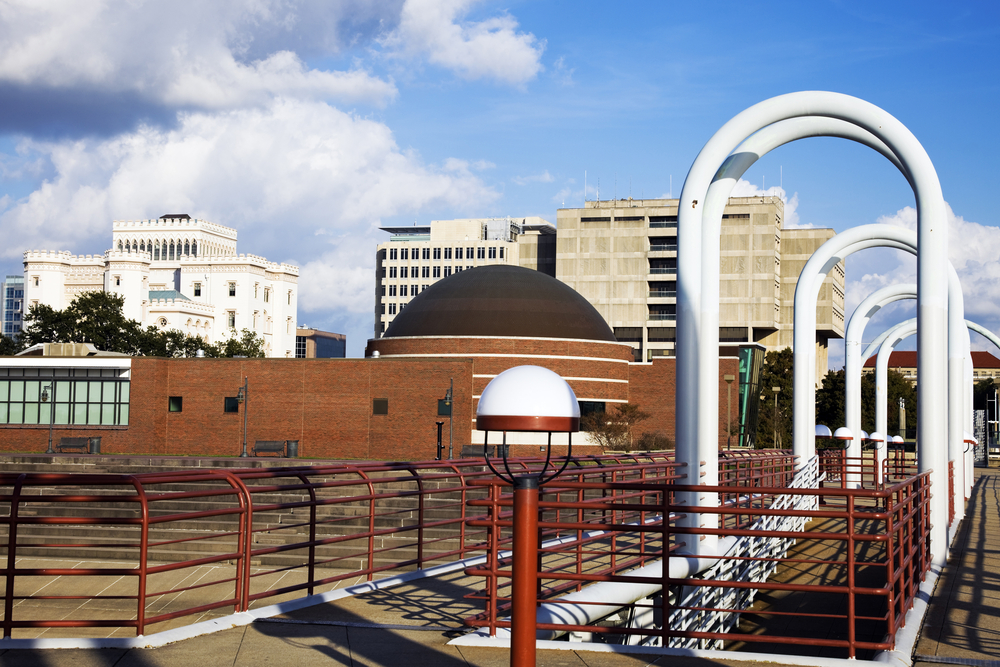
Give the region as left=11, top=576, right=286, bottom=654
left=513, top=170, right=554, bottom=186
left=729, top=179, right=803, bottom=227
left=1, top=98, right=499, bottom=315
left=381, top=0, right=544, bottom=85
left=0, top=0, right=398, bottom=133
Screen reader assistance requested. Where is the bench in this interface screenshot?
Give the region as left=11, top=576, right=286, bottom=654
left=253, top=440, right=286, bottom=457
left=57, top=437, right=90, bottom=454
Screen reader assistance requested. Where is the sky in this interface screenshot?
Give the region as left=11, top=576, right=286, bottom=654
left=1, top=0, right=998, bottom=363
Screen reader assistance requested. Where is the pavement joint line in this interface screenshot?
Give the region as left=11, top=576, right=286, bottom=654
left=257, top=617, right=462, bottom=632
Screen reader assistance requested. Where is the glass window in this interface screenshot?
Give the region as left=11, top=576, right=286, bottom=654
left=455, top=247, right=463, bottom=260
left=410, top=285, right=418, bottom=296
left=388, top=304, right=397, bottom=315
left=433, top=267, right=441, bottom=278
left=400, top=267, right=408, bottom=279
left=228, top=311, right=236, bottom=328
left=229, top=282, right=236, bottom=296
left=488, top=247, right=497, bottom=259
left=434, top=248, right=441, bottom=260
left=477, top=247, right=485, bottom=259
left=373, top=398, right=389, bottom=415
left=422, top=267, right=430, bottom=278
left=401, top=248, right=409, bottom=260
left=389, top=248, right=397, bottom=260
left=389, top=285, right=396, bottom=297
left=467, top=247, right=473, bottom=258
left=499, top=248, right=505, bottom=259
left=422, top=248, right=430, bottom=260
left=444, top=248, right=452, bottom=260
left=194, top=282, right=201, bottom=297
left=389, top=267, right=397, bottom=278
left=444, top=267, right=452, bottom=277
left=224, top=397, right=240, bottom=413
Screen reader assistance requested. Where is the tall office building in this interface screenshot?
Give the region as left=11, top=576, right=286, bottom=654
left=373, top=217, right=555, bottom=337
left=556, top=197, right=845, bottom=376
left=2, top=275, right=24, bottom=338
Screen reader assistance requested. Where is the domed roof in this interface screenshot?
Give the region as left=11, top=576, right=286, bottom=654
left=383, top=265, right=615, bottom=342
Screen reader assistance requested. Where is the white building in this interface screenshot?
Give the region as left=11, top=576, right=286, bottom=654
left=374, top=216, right=555, bottom=337
left=23, top=214, right=299, bottom=358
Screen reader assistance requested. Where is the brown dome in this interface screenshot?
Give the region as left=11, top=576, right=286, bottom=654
left=383, top=265, right=615, bottom=342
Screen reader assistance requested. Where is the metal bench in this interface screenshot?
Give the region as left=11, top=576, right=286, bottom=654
left=57, top=437, right=90, bottom=454
left=252, top=440, right=286, bottom=457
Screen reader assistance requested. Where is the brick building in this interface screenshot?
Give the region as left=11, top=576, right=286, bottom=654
left=0, top=266, right=742, bottom=459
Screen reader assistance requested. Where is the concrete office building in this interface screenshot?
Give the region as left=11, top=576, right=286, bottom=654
left=22, top=215, right=299, bottom=358
left=556, top=197, right=845, bottom=380
left=374, top=217, right=556, bottom=338
left=2, top=275, right=24, bottom=339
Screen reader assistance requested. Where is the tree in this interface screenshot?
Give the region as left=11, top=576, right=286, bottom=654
left=815, top=366, right=917, bottom=437
left=212, top=328, right=266, bottom=358
left=755, top=348, right=793, bottom=448
left=582, top=403, right=651, bottom=451
left=0, top=333, right=24, bottom=356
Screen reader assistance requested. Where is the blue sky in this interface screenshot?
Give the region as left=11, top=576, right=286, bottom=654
left=1, top=0, right=998, bottom=361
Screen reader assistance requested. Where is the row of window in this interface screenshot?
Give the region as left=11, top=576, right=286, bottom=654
left=0, top=379, right=130, bottom=426
left=386, top=265, right=479, bottom=280
left=384, top=285, right=429, bottom=297
left=387, top=247, right=505, bottom=261
left=118, top=239, right=198, bottom=260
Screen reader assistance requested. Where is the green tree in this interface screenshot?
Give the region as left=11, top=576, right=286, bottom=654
left=212, top=328, right=266, bottom=358
left=815, top=366, right=916, bottom=438
left=0, top=333, right=24, bottom=356
left=756, top=348, right=793, bottom=448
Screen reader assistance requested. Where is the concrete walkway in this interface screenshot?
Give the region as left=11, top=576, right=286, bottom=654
left=4, top=468, right=1000, bottom=666
left=912, top=466, right=1000, bottom=667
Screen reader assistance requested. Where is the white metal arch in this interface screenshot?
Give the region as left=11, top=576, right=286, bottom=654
left=678, top=91, right=948, bottom=562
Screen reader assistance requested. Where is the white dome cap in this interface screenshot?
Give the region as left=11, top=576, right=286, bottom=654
left=833, top=427, right=854, bottom=440
left=868, top=431, right=885, bottom=443
left=815, top=424, right=833, bottom=438
left=892, top=435, right=905, bottom=444
left=476, top=365, right=580, bottom=433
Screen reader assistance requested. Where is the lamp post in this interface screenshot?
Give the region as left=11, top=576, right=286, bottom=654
left=42, top=384, right=54, bottom=454
left=772, top=386, right=781, bottom=448
left=477, top=366, right=580, bottom=667
left=724, top=374, right=736, bottom=448
left=236, top=377, right=248, bottom=457
left=445, top=378, right=454, bottom=459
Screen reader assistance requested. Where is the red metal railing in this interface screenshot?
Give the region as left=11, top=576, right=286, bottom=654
left=0, top=453, right=678, bottom=638
left=463, top=464, right=932, bottom=660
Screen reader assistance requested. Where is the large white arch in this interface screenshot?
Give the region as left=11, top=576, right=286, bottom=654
left=678, top=91, right=948, bottom=562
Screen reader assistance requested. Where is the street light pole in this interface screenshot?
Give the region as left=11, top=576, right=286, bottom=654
left=42, top=384, right=54, bottom=454
left=724, top=374, right=735, bottom=448
left=237, top=377, right=249, bottom=457
left=772, top=386, right=781, bottom=448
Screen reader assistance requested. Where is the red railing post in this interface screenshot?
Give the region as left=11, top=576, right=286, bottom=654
left=3, top=474, right=26, bottom=639
left=511, top=476, right=539, bottom=667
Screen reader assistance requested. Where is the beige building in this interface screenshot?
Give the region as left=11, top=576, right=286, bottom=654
left=374, top=217, right=555, bottom=337
left=556, top=197, right=845, bottom=376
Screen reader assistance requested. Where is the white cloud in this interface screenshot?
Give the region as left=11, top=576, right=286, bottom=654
left=381, top=0, right=544, bottom=85
left=1, top=97, right=499, bottom=315
left=0, top=0, right=397, bottom=109
left=729, top=179, right=804, bottom=228
left=513, top=170, right=554, bottom=186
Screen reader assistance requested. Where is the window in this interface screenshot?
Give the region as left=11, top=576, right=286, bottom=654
left=433, top=248, right=441, bottom=260
left=389, top=267, right=397, bottom=278
left=454, top=266, right=463, bottom=273
left=455, top=247, right=463, bottom=259
left=295, top=336, right=307, bottom=358
left=499, top=248, right=505, bottom=259
left=0, top=374, right=131, bottom=427
left=489, top=247, right=497, bottom=259
left=433, top=267, right=441, bottom=278
left=477, top=247, right=485, bottom=259
left=401, top=248, right=409, bottom=260
left=373, top=398, right=389, bottom=415
left=224, top=397, right=239, bottom=413
left=115, top=276, right=121, bottom=286
left=389, top=248, right=398, bottom=260
left=410, top=285, right=418, bottom=296
left=33, top=277, right=39, bottom=287
left=194, top=282, right=201, bottom=297
left=444, top=267, right=452, bottom=277
left=421, top=267, right=430, bottom=278
left=287, top=291, right=292, bottom=305
left=444, top=248, right=452, bottom=260
left=227, top=311, right=236, bottom=328
left=400, top=267, right=408, bottom=279
left=388, top=304, right=397, bottom=315
left=192, top=241, right=197, bottom=257
left=228, top=282, right=236, bottom=297
left=467, top=247, right=474, bottom=259
left=254, top=284, right=259, bottom=298
left=168, top=396, right=183, bottom=412
left=422, top=248, right=430, bottom=260
left=421, top=285, right=429, bottom=292
left=578, top=402, right=606, bottom=431
left=389, top=285, right=397, bottom=297
left=264, top=288, right=269, bottom=302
